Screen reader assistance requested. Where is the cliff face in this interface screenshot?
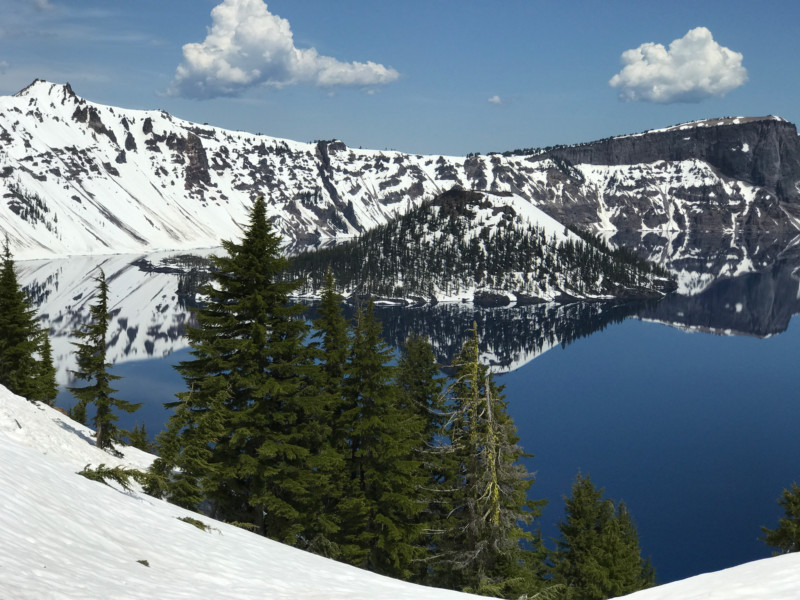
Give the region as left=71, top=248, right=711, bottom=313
left=539, top=117, right=800, bottom=203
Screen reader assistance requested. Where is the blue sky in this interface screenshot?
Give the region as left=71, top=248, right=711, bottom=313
left=2, top=0, right=800, bottom=155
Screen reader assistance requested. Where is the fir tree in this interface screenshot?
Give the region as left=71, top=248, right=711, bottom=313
left=762, top=482, right=800, bottom=554
left=0, top=238, right=44, bottom=399
left=123, top=423, right=150, bottom=451
left=306, top=268, right=351, bottom=555
left=434, top=323, right=545, bottom=597
left=68, top=269, right=140, bottom=450
left=173, top=196, right=337, bottom=549
left=396, top=333, right=448, bottom=582
left=32, top=333, right=58, bottom=405
left=337, top=299, right=427, bottom=578
left=551, top=473, right=654, bottom=600
left=159, top=385, right=226, bottom=511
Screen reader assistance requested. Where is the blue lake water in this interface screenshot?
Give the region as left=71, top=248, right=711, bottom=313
left=500, top=315, right=800, bottom=583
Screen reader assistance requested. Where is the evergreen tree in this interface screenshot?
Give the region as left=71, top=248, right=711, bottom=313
left=396, top=333, right=448, bottom=582
left=68, top=269, right=140, bottom=450
left=762, top=482, right=800, bottom=554
left=0, top=239, right=43, bottom=399
left=160, top=385, right=226, bottom=511
left=123, top=423, right=150, bottom=451
left=31, top=333, right=58, bottom=405
left=311, top=269, right=350, bottom=391
left=337, top=299, right=427, bottom=578
left=306, top=268, right=350, bottom=555
left=551, top=473, right=654, bottom=600
left=172, top=196, right=337, bottom=549
left=434, top=323, right=545, bottom=597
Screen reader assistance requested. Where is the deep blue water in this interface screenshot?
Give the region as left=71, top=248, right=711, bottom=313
left=55, top=309, right=800, bottom=585
left=500, top=315, right=800, bottom=583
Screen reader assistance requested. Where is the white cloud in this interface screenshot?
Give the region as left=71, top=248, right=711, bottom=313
left=168, top=0, right=399, bottom=99
left=609, top=27, right=747, bottom=103
left=488, top=95, right=502, bottom=105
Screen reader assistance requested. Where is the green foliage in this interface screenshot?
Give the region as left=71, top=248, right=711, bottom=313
left=68, top=269, right=140, bottom=449
left=432, top=323, right=546, bottom=597
left=123, top=423, right=150, bottom=451
left=0, top=239, right=54, bottom=401
left=171, top=196, right=339, bottom=550
left=178, top=516, right=211, bottom=531
left=78, top=463, right=146, bottom=491
left=762, top=482, right=800, bottom=554
left=31, top=333, right=58, bottom=405
left=550, top=473, right=654, bottom=600
left=566, top=225, right=670, bottom=280
left=336, top=299, right=428, bottom=578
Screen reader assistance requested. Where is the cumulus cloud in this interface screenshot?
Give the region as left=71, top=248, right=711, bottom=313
left=609, top=27, right=747, bottom=103
left=488, top=95, right=502, bottom=105
left=168, top=0, right=399, bottom=99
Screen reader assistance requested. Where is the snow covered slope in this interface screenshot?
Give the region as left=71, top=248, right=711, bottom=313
left=0, top=387, right=487, bottom=600
left=2, top=386, right=799, bottom=599
left=2, top=80, right=800, bottom=260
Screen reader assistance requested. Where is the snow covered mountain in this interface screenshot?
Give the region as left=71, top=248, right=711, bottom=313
left=3, top=386, right=799, bottom=599
left=3, top=80, right=800, bottom=260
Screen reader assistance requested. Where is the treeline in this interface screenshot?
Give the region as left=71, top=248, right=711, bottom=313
left=286, top=188, right=669, bottom=300
left=566, top=225, right=671, bottom=280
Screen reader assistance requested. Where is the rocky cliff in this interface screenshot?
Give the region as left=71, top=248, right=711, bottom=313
left=538, top=117, right=800, bottom=203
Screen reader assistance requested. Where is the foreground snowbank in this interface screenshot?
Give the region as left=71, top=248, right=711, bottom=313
left=2, top=386, right=799, bottom=599
left=0, top=388, right=484, bottom=599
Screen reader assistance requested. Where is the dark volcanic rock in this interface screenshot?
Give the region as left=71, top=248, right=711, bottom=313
left=539, top=117, right=800, bottom=203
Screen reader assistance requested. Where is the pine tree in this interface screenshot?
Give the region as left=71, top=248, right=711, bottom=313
left=434, top=323, right=545, bottom=596
left=68, top=269, right=140, bottom=450
left=306, top=268, right=351, bottom=555
left=396, top=333, right=449, bottom=582
left=551, top=473, right=654, bottom=600
left=762, top=482, right=800, bottom=554
left=161, top=385, right=226, bottom=511
left=173, top=196, right=337, bottom=548
left=311, top=269, right=350, bottom=390
left=0, top=239, right=43, bottom=399
left=123, top=423, right=150, bottom=451
left=31, top=333, right=58, bottom=405
left=337, top=299, right=427, bottom=578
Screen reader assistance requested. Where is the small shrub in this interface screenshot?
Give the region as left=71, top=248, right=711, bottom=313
left=178, top=516, right=210, bottom=531
left=78, top=463, right=146, bottom=491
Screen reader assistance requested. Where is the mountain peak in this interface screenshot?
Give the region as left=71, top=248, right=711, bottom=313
left=14, top=79, right=80, bottom=105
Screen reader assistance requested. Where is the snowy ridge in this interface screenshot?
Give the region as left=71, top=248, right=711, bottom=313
left=2, top=80, right=799, bottom=261
left=3, top=386, right=800, bottom=599
left=616, top=115, right=786, bottom=138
